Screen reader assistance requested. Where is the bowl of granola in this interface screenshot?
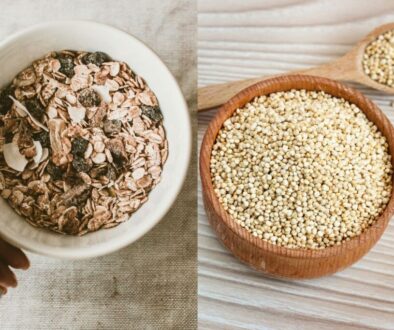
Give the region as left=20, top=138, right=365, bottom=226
left=0, top=21, right=191, bottom=259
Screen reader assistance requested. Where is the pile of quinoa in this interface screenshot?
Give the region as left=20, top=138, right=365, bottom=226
left=210, top=90, right=393, bottom=249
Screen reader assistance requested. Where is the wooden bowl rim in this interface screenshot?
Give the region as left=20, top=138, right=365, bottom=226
left=200, top=74, right=394, bottom=259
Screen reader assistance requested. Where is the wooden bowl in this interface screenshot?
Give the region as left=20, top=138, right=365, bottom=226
left=200, top=74, right=394, bottom=279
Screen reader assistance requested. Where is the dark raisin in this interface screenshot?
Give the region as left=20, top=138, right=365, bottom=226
left=78, top=88, right=101, bottom=107
left=0, top=85, right=15, bottom=115
left=33, top=131, right=50, bottom=148
left=25, top=98, right=45, bottom=120
left=107, top=138, right=127, bottom=167
left=65, top=173, right=83, bottom=186
left=103, top=119, right=122, bottom=135
left=4, top=131, right=13, bottom=143
left=71, top=137, right=89, bottom=157
left=47, top=161, right=63, bottom=180
left=82, top=52, right=110, bottom=66
left=141, top=105, right=163, bottom=123
left=72, top=156, right=92, bottom=173
left=57, top=54, right=75, bottom=77
left=112, top=151, right=125, bottom=167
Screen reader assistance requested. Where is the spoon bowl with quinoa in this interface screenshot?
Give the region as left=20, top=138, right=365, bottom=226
left=200, top=74, right=394, bottom=279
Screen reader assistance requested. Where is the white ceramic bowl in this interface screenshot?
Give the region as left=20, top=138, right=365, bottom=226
left=0, top=21, right=191, bottom=259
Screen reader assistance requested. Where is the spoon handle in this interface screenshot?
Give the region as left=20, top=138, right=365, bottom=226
left=198, top=55, right=358, bottom=111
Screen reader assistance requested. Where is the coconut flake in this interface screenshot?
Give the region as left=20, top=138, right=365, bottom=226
left=3, top=142, right=28, bottom=172
left=9, top=96, right=48, bottom=132
left=33, top=141, right=43, bottom=164
left=92, top=85, right=111, bottom=104
left=68, top=106, right=86, bottom=124
left=40, top=148, right=49, bottom=162
left=10, top=97, right=28, bottom=117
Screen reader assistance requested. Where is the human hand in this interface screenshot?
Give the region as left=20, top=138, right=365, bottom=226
left=0, top=238, right=29, bottom=295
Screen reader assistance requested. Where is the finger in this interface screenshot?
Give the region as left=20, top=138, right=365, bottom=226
left=0, top=285, right=7, bottom=295
left=0, top=239, right=30, bottom=270
left=0, top=261, right=17, bottom=288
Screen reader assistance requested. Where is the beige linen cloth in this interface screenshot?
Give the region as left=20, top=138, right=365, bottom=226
left=0, top=0, right=197, bottom=329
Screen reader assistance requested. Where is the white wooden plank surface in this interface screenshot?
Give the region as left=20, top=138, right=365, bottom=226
left=198, top=1, right=394, bottom=329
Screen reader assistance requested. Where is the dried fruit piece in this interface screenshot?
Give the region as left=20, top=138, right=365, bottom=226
left=141, top=105, right=163, bottom=123
left=0, top=85, right=15, bottom=115
left=78, top=88, right=101, bottom=107
left=103, top=119, right=121, bottom=135
left=72, top=156, right=92, bottom=173
left=10, top=96, right=48, bottom=132
left=65, top=173, right=84, bottom=186
left=25, top=98, right=45, bottom=120
left=107, top=138, right=127, bottom=166
left=4, top=131, right=13, bottom=143
left=57, top=54, right=75, bottom=77
left=71, top=137, right=89, bottom=157
left=46, top=161, right=63, bottom=180
left=83, top=52, right=110, bottom=66
left=33, top=131, right=50, bottom=148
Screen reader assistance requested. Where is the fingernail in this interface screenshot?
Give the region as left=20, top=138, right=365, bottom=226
left=21, top=261, right=30, bottom=270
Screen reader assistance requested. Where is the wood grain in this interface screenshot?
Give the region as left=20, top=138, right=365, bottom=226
left=198, top=23, right=394, bottom=111
left=198, top=0, right=394, bottom=328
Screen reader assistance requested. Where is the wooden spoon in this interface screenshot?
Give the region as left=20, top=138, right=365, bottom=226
left=198, top=22, right=394, bottom=112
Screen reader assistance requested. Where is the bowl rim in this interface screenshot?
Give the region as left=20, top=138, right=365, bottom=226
left=200, top=74, right=394, bottom=259
left=0, top=20, right=192, bottom=259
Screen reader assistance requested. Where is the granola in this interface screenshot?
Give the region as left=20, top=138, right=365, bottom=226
left=0, top=50, right=168, bottom=235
